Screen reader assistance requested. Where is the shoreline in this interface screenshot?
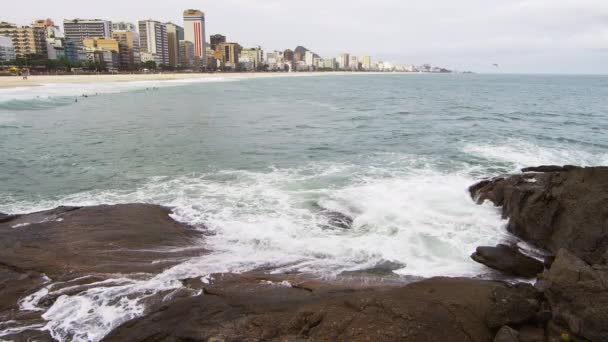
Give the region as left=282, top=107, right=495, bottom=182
left=0, top=71, right=414, bottom=90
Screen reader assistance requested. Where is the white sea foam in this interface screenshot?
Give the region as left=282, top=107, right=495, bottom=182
left=0, top=156, right=516, bottom=341
left=463, top=139, right=608, bottom=170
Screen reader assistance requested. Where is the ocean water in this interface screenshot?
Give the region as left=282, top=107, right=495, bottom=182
left=1, top=73, right=607, bottom=341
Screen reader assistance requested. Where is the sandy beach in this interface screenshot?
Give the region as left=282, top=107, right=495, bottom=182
left=0, top=72, right=389, bottom=89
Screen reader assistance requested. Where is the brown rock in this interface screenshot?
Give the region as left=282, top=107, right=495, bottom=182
left=493, top=326, right=519, bottom=342
left=103, top=276, right=520, bottom=342
left=471, top=244, right=544, bottom=277
left=0, top=204, right=205, bottom=331
left=469, top=166, right=608, bottom=264
left=518, top=325, right=546, bottom=342
left=536, top=249, right=608, bottom=342
left=521, top=165, right=580, bottom=173
left=486, top=283, right=541, bottom=329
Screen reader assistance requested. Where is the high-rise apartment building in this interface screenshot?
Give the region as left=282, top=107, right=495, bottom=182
left=0, top=22, right=47, bottom=57
left=82, top=38, right=120, bottom=69
left=305, top=51, right=314, bottom=66
left=0, top=36, right=16, bottom=61
left=138, top=20, right=169, bottom=66
left=350, top=56, right=360, bottom=70
left=112, top=30, right=140, bottom=69
left=360, top=56, right=372, bottom=70
left=183, top=9, right=206, bottom=67
left=112, top=22, right=136, bottom=32
left=165, top=22, right=183, bottom=67
left=32, top=19, right=65, bottom=60
left=240, top=46, right=263, bottom=69
left=63, top=19, right=111, bottom=46
left=179, top=40, right=195, bottom=67
left=339, top=53, right=350, bottom=70
left=210, top=34, right=226, bottom=51
left=216, top=42, right=241, bottom=67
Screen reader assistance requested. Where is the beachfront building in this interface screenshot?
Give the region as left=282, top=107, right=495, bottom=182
left=0, top=22, right=47, bottom=58
left=360, top=56, right=372, bottom=70
left=204, top=47, right=216, bottom=70
left=216, top=42, right=241, bottom=69
left=349, top=56, right=360, bottom=71
left=112, top=22, right=136, bottom=32
left=339, top=53, right=349, bottom=70
left=32, top=19, right=65, bottom=60
left=138, top=20, right=169, bottom=66
left=165, top=22, right=183, bottom=68
left=33, top=19, right=63, bottom=39
left=0, top=36, right=16, bottom=61
left=210, top=34, right=225, bottom=51
left=239, top=46, right=263, bottom=70
left=112, top=30, right=140, bottom=70
left=82, top=38, right=120, bottom=69
left=323, top=58, right=337, bottom=70
left=304, top=51, right=314, bottom=66
left=183, top=9, right=206, bottom=68
left=63, top=19, right=111, bottom=46
left=179, top=40, right=195, bottom=68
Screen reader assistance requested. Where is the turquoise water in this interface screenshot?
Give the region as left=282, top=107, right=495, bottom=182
left=1, top=74, right=607, bottom=341
left=2, top=74, right=606, bottom=203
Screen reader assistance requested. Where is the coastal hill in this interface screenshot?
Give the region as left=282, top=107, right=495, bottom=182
left=1, top=166, right=607, bottom=341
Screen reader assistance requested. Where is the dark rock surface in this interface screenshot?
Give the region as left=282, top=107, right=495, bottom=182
left=493, top=326, right=519, bottom=342
left=521, top=165, right=580, bottom=173
left=470, top=166, right=608, bottom=264
left=486, top=283, right=541, bottom=329
left=472, top=244, right=545, bottom=277
left=536, top=249, right=608, bottom=342
left=0, top=204, right=205, bottom=331
left=104, top=275, right=521, bottom=342
left=319, top=208, right=353, bottom=229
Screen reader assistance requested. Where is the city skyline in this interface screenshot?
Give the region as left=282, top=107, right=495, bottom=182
left=2, top=0, right=608, bottom=74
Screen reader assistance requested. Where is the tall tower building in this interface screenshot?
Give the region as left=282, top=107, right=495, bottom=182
left=183, top=9, right=206, bottom=67
left=138, top=20, right=169, bottom=66
left=112, top=30, right=140, bottom=69
left=63, top=19, right=112, bottom=46
left=339, top=53, right=350, bottom=70
left=165, top=22, right=183, bottom=67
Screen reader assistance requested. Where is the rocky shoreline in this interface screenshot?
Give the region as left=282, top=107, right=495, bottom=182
left=1, top=165, right=606, bottom=341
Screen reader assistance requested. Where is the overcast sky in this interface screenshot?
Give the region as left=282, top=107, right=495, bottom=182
left=4, top=0, right=608, bottom=73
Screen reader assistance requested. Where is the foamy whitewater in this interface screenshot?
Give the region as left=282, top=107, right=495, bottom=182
left=1, top=74, right=607, bottom=341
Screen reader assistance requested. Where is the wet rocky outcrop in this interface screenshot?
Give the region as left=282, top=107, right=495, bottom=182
left=470, top=166, right=608, bottom=265
left=105, top=274, right=544, bottom=342
left=470, top=165, right=608, bottom=342
left=536, top=249, right=608, bottom=342
left=471, top=244, right=545, bottom=278
left=0, top=204, right=205, bottom=336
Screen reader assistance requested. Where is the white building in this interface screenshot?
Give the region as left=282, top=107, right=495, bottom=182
left=360, top=56, right=372, bottom=70
left=305, top=50, right=314, bottom=66
left=323, top=58, right=336, bottom=70
left=112, top=22, right=136, bottom=32
left=0, top=36, right=16, bottom=61
left=183, top=9, right=206, bottom=67
left=63, top=19, right=111, bottom=45
left=349, top=56, right=359, bottom=71
left=240, top=46, right=263, bottom=69
left=138, top=20, right=169, bottom=65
